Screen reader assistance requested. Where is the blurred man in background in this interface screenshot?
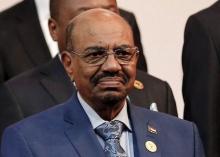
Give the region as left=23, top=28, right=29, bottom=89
left=182, top=1, right=220, bottom=157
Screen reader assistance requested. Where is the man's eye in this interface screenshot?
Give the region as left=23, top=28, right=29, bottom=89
left=85, top=50, right=106, bottom=58
left=115, top=49, right=130, bottom=56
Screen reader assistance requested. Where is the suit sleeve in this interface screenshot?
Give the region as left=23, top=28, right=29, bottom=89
left=1, top=127, right=33, bottom=157
left=182, top=15, right=220, bottom=156
left=164, top=82, right=178, bottom=116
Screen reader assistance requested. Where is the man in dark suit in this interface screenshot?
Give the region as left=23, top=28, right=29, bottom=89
left=0, top=0, right=177, bottom=142
left=182, top=1, right=220, bottom=157
left=1, top=9, right=204, bottom=157
left=0, top=0, right=146, bottom=83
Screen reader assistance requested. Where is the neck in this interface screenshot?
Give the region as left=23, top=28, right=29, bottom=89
left=78, top=92, right=127, bottom=121
left=91, top=99, right=126, bottom=121
left=98, top=101, right=125, bottom=121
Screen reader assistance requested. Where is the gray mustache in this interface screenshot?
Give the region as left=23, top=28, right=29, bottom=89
left=91, top=72, right=129, bottom=85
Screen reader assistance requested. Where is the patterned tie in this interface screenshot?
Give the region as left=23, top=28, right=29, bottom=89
left=95, top=120, right=127, bottom=157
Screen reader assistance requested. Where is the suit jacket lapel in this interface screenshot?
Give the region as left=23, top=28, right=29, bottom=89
left=40, top=57, right=75, bottom=104
left=16, top=0, right=51, bottom=66
left=62, top=93, right=162, bottom=157
left=63, top=94, right=105, bottom=157
left=128, top=104, right=162, bottom=157
left=129, top=70, right=151, bottom=109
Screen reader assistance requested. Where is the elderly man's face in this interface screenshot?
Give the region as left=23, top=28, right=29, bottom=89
left=64, top=11, right=138, bottom=108
left=49, top=0, right=118, bottom=51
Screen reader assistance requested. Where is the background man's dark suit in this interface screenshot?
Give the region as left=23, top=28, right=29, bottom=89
left=0, top=0, right=147, bottom=82
left=182, top=1, right=220, bottom=157
left=0, top=84, right=22, bottom=141
left=0, top=56, right=177, bottom=142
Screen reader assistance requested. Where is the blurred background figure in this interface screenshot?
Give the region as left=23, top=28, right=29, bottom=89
left=182, top=1, right=220, bottom=157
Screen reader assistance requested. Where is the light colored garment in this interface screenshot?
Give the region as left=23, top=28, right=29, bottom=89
left=34, top=0, right=58, bottom=57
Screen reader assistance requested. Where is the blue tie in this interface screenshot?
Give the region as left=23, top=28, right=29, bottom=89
left=95, top=120, right=127, bottom=157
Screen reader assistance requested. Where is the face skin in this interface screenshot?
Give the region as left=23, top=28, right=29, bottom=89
left=62, top=9, right=138, bottom=120
left=49, top=0, right=118, bottom=51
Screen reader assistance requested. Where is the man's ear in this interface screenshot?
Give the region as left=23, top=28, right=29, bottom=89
left=61, top=51, right=74, bottom=81
left=48, top=18, right=58, bottom=41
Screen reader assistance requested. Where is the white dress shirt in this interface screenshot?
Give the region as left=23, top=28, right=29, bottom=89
left=78, top=92, right=134, bottom=157
left=34, top=0, right=58, bottom=58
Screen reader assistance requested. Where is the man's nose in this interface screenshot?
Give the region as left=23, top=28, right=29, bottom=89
left=101, top=53, right=122, bottom=72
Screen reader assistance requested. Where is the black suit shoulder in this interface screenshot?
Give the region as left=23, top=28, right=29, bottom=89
left=186, top=1, right=220, bottom=45
left=0, top=58, right=71, bottom=142
left=0, top=0, right=25, bottom=17
left=190, top=1, right=220, bottom=19
left=130, top=70, right=177, bottom=116
left=5, top=57, right=73, bottom=118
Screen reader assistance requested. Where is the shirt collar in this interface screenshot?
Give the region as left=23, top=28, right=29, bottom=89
left=77, top=92, right=132, bottom=131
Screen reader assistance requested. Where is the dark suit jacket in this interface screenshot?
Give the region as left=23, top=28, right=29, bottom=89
left=0, top=84, right=22, bottom=141
left=0, top=0, right=147, bottom=82
left=0, top=56, right=177, bottom=142
left=1, top=93, right=204, bottom=157
left=182, top=1, right=220, bottom=157
left=0, top=0, right=51, bottom=82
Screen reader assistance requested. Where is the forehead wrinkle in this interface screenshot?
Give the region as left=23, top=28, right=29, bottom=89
left=87, top=28, right=124, bottom=36
left=83, top=19, right=132, bottom=38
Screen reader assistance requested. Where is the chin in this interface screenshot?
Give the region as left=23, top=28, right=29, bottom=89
left=98, top=91, right=127, bottom=105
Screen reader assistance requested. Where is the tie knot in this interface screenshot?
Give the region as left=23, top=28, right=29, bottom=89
left=95, top=120, right=124, bottom=141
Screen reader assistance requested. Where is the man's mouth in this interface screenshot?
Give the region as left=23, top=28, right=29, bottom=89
left=96, top=77, right=125, bottom=88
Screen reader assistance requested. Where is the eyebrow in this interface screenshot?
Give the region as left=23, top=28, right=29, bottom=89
left=114, top=44, right=132, bottom=49
left=83, top=44, right=133, bottom=52
left=84, top=46, right=106, bottom=52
